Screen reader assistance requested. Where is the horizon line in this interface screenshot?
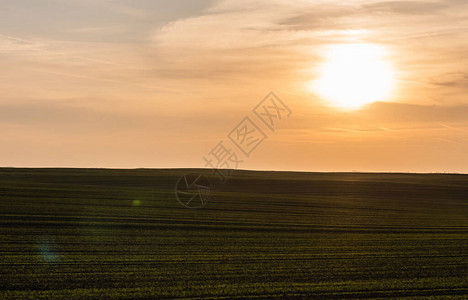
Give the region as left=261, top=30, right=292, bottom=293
left=0, top=166, right=467, bottom=176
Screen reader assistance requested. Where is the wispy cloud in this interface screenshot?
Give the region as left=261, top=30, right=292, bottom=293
left=0, top=35, right=45, bottom=53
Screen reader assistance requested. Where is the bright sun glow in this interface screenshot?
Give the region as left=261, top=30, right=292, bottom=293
left=311, top=43, right=395, bottom=109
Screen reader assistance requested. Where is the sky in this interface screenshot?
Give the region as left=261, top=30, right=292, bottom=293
left=1, top=0, right=467, bottom=172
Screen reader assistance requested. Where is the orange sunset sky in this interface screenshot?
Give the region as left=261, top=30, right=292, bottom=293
left=1, top=0, right=467, bottom=172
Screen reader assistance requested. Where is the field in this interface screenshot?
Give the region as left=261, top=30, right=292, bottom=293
left=0, top=168, right=467, bottom=299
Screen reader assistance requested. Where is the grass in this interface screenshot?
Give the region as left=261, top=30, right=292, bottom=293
left=0, top=168, right=467, bottom=299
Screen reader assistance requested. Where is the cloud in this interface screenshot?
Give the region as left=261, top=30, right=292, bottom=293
left=150, top=0, right=468, bottom=87
left=362, top=1, right=449, bottom=15
left=0, top=101, right=139, bottom=132
left=150, top=0, right=321, bottom=79
left=430, top=72, right=468, bottom=88
left=286, top=100, right=468, bottom=134
left=0, top=35, right=44, bottom=54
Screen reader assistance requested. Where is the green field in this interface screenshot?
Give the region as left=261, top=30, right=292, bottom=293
left=1, top=168, right=467, bottom=299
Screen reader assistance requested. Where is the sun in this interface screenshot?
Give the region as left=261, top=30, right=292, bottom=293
left=310, top=43, right=395, bottom=109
